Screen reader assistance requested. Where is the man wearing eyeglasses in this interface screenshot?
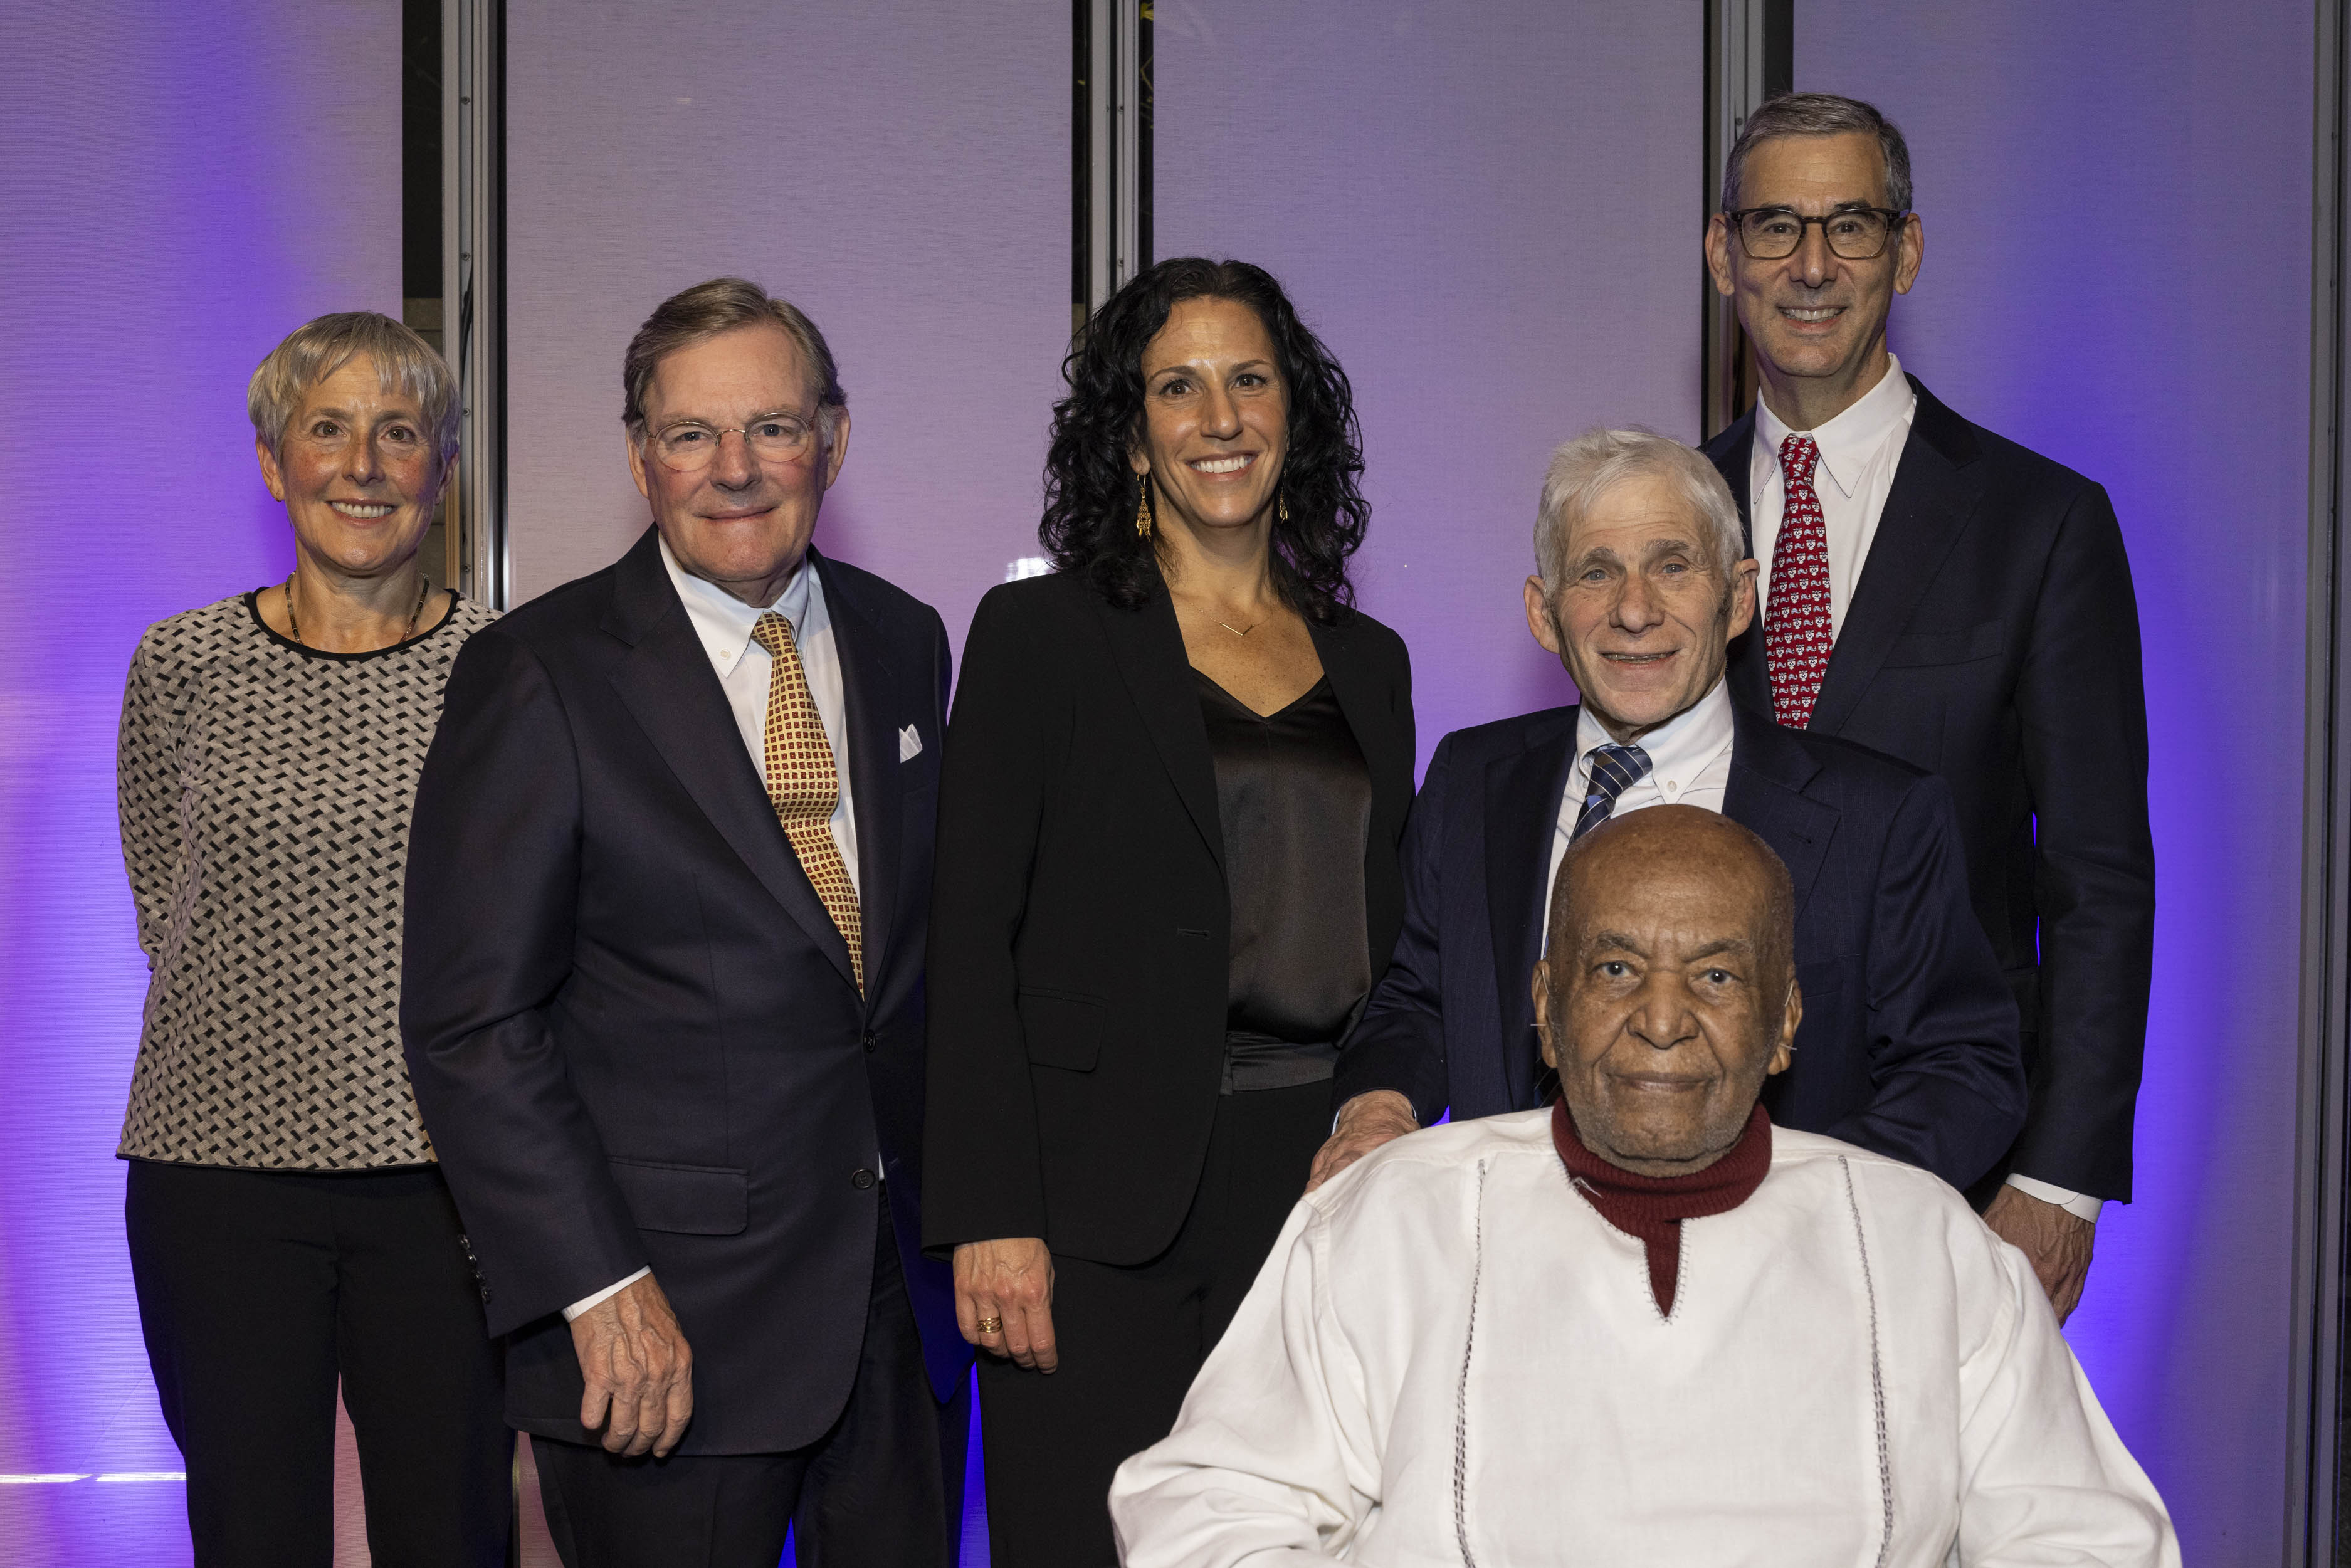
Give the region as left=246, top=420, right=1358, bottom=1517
left=403, top=278, right=970, bottom=1565
left=1698, top=94, right=2154, bottom=1324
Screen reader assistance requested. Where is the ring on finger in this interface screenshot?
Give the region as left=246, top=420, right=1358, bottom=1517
left=976, top=1315, right=1004, bottom=1335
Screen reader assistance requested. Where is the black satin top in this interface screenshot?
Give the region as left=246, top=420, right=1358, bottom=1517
left=1195, top=670, right=1374, bottom=1093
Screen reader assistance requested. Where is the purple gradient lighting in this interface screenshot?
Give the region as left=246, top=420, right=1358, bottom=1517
left=0, top=3, right=400, bottom=1561
left=1799, top=2, right=2313, bottom=1555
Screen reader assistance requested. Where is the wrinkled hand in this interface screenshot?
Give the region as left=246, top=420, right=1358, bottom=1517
left=1307, top=1091, right=1419, bottom=1193
left=955, top=1237, right=1058, bottom=1372
left=570, top=1273, right=695, bottom=1457
left=1984, top=1186, right=2096, bottom=1324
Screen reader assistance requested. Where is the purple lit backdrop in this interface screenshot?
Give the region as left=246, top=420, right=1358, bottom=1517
left=0, top=2, right=401, bottom=1562
left=502, top=0, right=1072, bottom=644
left=1153, top=0, right=1705, bottom=767
left=1800, top=6, right=2312, bottom=1559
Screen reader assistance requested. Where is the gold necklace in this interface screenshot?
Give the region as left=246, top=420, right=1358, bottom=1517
left=285, top=571, right=430, bottom=650
left=1218, top=621, right=1256, bottom=638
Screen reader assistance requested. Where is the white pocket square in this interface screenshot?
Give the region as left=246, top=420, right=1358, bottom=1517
left=898, top=724, right=923, bottom=763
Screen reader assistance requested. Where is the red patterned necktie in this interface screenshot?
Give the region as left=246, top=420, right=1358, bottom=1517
left=750, top=611, right=863, bottom=992
left=1764, top=433, right=1833, bottom=728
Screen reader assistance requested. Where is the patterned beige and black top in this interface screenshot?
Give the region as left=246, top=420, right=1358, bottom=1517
left=115, top=589, right=497, bottom=1169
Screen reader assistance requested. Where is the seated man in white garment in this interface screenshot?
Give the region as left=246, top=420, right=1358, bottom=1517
left=1111, top=805, right=2175, bottom=1567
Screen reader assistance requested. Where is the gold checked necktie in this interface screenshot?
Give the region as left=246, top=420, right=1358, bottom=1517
left=1765, top=433, right=1834, bottom=727
left=750, top=611, right=863, bottom=993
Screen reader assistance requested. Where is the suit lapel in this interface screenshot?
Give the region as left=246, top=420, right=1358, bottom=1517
left=1308, top=617, right=1411, bottom=824
left=601, top=529, right=858, bottom=991
left=1705, top=413, right=1774, bottom=715
left=1709, top=410, right=1758, bottom=553
left=1485, top=712, right=1578, bottom=1101
left=1094, top=582, right=1226, bottom=877
left=815, top=549, right=900, bottom=997
left=1720, top=706, right=1836, bottom=917
left=1808, top=378, right=1985, bottom=735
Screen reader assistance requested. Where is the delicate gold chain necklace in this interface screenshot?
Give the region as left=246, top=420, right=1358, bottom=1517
left=284, top=571, right=430, bottom=650
left=1218, top=620, right=1256, bottom=638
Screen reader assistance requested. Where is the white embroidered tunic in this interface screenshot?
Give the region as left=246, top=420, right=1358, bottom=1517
left=1111, top=1112, right=2175, bottom=1567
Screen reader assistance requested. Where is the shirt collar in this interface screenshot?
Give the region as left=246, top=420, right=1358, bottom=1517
left=1575, top=676, right=1735, bottom=794
left=656, top=533, right=817, bottom=680
left=1755, top=351, right=1915, bottom=500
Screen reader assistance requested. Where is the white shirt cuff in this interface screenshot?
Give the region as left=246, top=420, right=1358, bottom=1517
left=562, top=1266, right=651, bottom=1322
left=2004, top=1174, right=2103, bottom=1224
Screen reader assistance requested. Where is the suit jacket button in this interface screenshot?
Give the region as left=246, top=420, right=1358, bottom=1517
left=851, top=1168, right=876, bottom=1189
left=861, top=1031, right=878, bottom=1053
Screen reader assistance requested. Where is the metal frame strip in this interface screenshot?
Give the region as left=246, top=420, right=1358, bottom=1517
left=2292, top=4, right=2351, bottom=1560
left=445, top=0, right=508, bottom=609
left=1084, top=0, right=1148, bottom=317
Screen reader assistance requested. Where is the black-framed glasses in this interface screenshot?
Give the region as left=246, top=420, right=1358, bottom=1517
left=648, top=413, right=823, bottom=471
left=1725, top=205, right=1910, bottom=261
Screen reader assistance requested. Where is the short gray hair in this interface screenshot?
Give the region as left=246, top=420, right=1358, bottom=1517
left=623, top=276, right=846, bottom=441
left=1535, top=428, right=1745, bottom=589
left=1722, top=92, right=1913, bottom=213
left=248, top=312, right=460, bottom=465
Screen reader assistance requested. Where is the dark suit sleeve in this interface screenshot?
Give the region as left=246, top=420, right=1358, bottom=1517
left=1834, top=772, right=2029, bottom=1189
left=920, top=589, right=1061, bottom=1251
left=2011, top=483, right=2155, bottom=1200
left=1330, top=730, right=1454, bottom=1127
left=401, top=629, right=646, bottom=1336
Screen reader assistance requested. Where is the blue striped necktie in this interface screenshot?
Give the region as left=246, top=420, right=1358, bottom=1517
left=1572, top=743, right=1654, bottom=840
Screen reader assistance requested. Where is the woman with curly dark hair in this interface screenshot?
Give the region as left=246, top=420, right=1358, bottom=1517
left=922, top=258, right=1415, bottom=1564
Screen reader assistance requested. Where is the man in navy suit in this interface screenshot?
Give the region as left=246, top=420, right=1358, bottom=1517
left=1316, top=427, right=2024, bottom=1200
left=1696, top=95, right=2152, bottom=1322
left=402, top=279, right=969, bottom=1567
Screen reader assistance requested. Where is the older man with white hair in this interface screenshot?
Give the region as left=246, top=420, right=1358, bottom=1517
left=1316, top=428, right=2024, bottom=1194
left=1115, top=806, right=2174, bottom=1565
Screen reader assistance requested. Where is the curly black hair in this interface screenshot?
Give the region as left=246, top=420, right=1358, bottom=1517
left=1039, top=258, right=1369, bottom=623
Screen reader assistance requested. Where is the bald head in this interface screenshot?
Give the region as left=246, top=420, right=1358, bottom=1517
left=1535, top=806, right=1801, bottom=1177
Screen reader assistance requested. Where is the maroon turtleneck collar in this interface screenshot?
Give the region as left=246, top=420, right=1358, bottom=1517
left=1550, top=1100, right=1773, bottom=1316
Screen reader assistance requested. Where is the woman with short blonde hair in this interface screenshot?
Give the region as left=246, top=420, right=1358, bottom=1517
left=116, top=312, right=507, bottom=1565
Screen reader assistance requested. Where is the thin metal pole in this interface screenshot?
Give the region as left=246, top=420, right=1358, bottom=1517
left=1084, top=0, right=1147, bottom=318
left=2291, top=4, right=2351, bottom=1560
left=447, top=0, right=508, bottom=609
left=1700, top=0, right=1790, bottom=440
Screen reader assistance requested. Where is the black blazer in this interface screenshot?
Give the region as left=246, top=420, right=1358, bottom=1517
left=400, top=528, right=970, bottom=1456
left=1702, top=377, right=2154, bottom=1201
left=921, top=570, right=1414, bottom=1265
left=1330, top=700, right=2027, bottom=1192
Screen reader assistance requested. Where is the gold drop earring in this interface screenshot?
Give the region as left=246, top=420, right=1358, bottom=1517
left=1135, top=474, right=1154, bottom=539
left=1278, top=489, right=1290, bottom=525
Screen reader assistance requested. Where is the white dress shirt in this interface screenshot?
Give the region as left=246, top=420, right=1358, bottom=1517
left=565, top=538, right=863, bottom=1323
left=1749, top=352, right=1917, bottom=638
left=1747, top=359, right=2097, bottom=1222
left=1540, top=679, right=1738, bottom=947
